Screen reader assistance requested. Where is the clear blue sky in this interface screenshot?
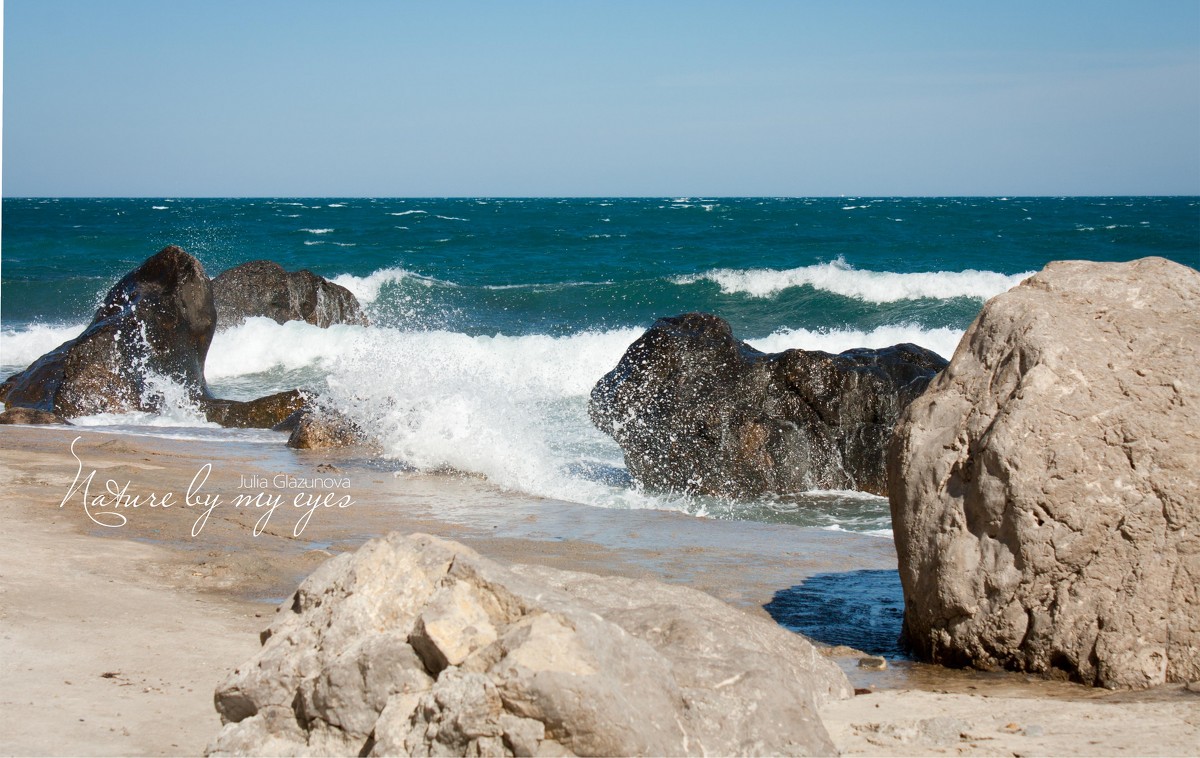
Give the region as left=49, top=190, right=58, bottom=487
left=3, top=0, right=1198, bottom=196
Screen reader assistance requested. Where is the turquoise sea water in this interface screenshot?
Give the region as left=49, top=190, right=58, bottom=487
left=3, top=197, right=1198, bottom=531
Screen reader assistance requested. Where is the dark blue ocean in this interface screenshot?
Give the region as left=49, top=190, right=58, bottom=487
left=3, top=197, right=1198, bottom=530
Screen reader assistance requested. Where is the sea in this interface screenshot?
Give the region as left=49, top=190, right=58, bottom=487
left=3, top=197, right=1198, bottom=537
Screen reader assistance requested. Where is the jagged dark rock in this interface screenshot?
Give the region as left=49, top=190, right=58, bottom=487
left=2, top=246, right=309, bottom=429
left=2, top=246, right=217, bottom=417
left=590, top=312, right=946, bottom=498
left=211, top=260, right=367, bottom=329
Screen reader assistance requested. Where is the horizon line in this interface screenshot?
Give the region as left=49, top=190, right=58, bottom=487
left=4, top=194, right=1199, bottom=200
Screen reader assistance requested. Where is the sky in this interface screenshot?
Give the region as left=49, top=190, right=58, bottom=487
left=2, top=0, right=1199, bottom=197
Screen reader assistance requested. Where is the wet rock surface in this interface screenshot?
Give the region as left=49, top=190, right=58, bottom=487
left=890, top=257, right=1200, bottom=689
left=589, top=312, right=946, bottom=498
left=283, top=408, right=367, bottom=449
left=2, top=247, right=312, bottom=429
left=2, top=246, right=217, bottom=417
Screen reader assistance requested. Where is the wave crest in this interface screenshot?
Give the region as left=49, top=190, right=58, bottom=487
left=675, top=257, right=1032, bottom=303
left=329, top=267, right=454, bottom=304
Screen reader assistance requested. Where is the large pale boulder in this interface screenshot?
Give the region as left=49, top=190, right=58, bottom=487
left=590, top=312, right=946, bottom=497
left=208, top=532, right=850, bottom=756
left=889, top=257, right=1200, bottom=689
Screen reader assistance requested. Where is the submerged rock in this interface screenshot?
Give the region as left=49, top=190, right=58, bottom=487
left=2, top=246, right=307, bottom=429
left=212, top=260, right=368, bottom=329
left=589, top=312, right=946, bottom=498
left=890, top=257, right=1200, bottom=689
left=208, top=532, right=850, bottom=756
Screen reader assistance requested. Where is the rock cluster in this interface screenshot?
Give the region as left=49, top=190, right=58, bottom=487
left=589, top=312, right=946, bottom=497
left=0, top=246, right=304, bottom=428
left=889, top=257, right=1200, bottom=689
left=208, top=532, right=850, bottom=756
left=212, top=260, right=368, bottom=329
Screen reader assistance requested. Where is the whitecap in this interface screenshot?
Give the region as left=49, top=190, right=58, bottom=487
left=329, top=267, right=456, bottom=304
left=674, top=257, right=1032, bottom=304
left=0, top=322, right=88, bottom=372
left=746, top=324, right=964, bottom=364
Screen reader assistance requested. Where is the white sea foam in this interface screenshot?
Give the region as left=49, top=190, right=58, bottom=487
left=0, top=322, right=87, bottom=371
left=206, top=318, right=367, bottom=380
left=329, top=267, right=453, bottom=304
left=675, top=257, right=1032, bottom=303
left=2, top=314, right=902, bottom=529
left=314, top=325, right=651, bottom=508
left=388, top=210, right=427, bottom=216
left=746, top=324, right=964, bottom=363
left=300, top=228, right=334, bottom=234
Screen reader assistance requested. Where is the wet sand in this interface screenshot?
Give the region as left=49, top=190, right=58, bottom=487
left=1, top=425, right=1197, bottom=756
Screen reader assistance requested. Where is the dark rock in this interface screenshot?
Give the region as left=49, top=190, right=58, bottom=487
left=2, top=246, right=216, bottom=417
left=3, top=246, right=310, bottom=429
left=589, top=312, right=946, bottom=498
left=212, top=260, right=367, bottom=329
left=283, top=409, right=365, bottom=449
left=890, top=257, right=1200, bottom=689
left=0, top=374, right=19, bottom=404
left=203, top=390, right=307, bottom=429
left=0, top=407, right=72, bottom=425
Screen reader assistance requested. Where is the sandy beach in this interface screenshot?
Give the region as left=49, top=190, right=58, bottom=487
left=1, top=425, right=1197, bottom=756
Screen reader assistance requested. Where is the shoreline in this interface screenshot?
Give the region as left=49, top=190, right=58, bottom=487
left=2, top=425, right=1197, bottom=756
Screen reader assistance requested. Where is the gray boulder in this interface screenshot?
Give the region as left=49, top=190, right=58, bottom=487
left=590, top=312, right=946, bottom=497
left=212, top=260, right=368, bottom=329
left=208, top=532, right=850, bottom=756
left=889, top=257, right=1200, bottom=689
